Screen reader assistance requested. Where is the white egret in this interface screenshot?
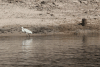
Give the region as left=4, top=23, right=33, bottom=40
left=21, top=27, right=32, bottom=37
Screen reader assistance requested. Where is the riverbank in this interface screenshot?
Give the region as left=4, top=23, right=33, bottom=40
left=0, top=21, right=100, bottom=36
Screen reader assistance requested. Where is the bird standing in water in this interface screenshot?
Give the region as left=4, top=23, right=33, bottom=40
left=21, top=27, right=32, bottom=37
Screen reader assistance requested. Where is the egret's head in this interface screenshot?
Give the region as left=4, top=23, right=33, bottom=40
left=21, top=27, right=23, bottom=28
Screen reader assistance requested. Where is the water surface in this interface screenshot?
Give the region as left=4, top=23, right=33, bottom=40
left=0, top=35, right=100, bottom=67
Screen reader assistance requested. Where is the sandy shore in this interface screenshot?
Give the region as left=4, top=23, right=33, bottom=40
left=0, top=0, right=100, bottom=36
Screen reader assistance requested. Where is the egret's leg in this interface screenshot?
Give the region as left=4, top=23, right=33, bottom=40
left=26, top=33, right=28, bottom=37
left=29, top=34, right=30, bottom=37
left=28, top=34, right=30, bottom=37
left=28, top=34, right=30, bottom=38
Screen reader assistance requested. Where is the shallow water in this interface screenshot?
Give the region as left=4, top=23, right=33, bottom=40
left=0, top=35, right=100, bottom=67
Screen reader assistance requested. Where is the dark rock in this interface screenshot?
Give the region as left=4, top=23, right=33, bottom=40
left=41, top=1, right=46, bottom=4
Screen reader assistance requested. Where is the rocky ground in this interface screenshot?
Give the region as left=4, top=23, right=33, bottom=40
left=0, top=0, right=100, bottom=36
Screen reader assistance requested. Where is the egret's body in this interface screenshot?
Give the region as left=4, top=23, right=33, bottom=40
left=21, top=27, right=32, bottom=37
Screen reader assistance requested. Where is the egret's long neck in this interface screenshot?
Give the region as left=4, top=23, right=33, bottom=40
left=22, top=27, right=24, bottom=31
left=22, top=27, right=24, bottom=29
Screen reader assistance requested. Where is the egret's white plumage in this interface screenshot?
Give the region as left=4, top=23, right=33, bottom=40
left=21, top=27, right=32, bottom=37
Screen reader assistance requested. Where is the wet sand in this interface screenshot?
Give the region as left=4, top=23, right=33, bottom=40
left=0, top=21, right=99, bottom=36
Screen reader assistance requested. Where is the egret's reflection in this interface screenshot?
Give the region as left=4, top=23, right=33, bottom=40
left=22, top=38, right=33, bottom=52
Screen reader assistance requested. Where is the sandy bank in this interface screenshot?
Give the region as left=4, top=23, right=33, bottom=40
left=0, top=19, right=62, bottom=27
left=0, top=0, right=100, bottom=36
